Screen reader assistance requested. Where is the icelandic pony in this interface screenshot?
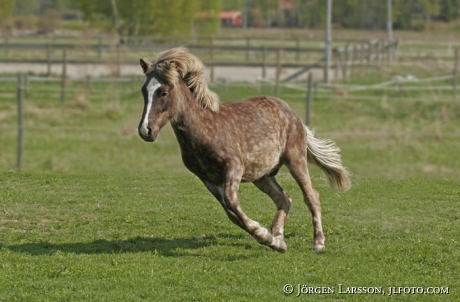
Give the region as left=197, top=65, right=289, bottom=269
left=138, top=47, right=350, bottom=252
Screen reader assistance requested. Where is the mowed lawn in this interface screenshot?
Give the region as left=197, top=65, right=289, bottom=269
left=0, top=76, right=459, bottom=300
left=0, top=172, right=458, bottom=301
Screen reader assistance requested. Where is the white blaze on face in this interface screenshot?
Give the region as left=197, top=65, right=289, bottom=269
left=140, top=77, right=161, bottom=137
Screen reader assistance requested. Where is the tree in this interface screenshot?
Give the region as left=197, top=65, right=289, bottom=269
left=0, top=0, right=16, bottom=19
left=14, top=0, right=37, bottom=16
left=250, top=0, right=277, bottom=27
left=147, top=0, right=199, bottom=36
left=75, top=0, right=208, bottom=37
left=420, top=0, right=441, bottom=25
left=301, top=0, right=326, bottom=28
left=222, top=0, right=244, bottom=11
left=393, top=0, right=441, bottom=30
left=194, top=0, right=223, bottom=35
left=110, top=0, right=124, bottom=44
left=439, top=0, right=460, bottom=21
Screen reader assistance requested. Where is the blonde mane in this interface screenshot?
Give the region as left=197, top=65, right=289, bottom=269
left=146, top=47, right=219, bottom=112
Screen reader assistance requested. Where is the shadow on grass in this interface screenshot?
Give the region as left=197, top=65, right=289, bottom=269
left=6, top=234, right=259, bottom=259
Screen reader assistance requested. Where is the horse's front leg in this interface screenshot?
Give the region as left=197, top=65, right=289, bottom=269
left=204, top=178, right=273, bottom=245
left=202, top=180, right=246, bottom=230
left=220, top=161, right=285, bottom=251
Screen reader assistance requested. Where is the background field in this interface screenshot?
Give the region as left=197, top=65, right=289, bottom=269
left=1, top=35, right=460, bottom=300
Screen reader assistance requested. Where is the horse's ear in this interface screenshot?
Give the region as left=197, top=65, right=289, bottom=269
left=140, top=58, right=152, bottom=74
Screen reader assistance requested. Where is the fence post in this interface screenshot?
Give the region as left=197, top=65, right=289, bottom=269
left=342, top=43, right=350, bottom=81
left=246, top=38, right=250, bottom=62
left=335, top=51, right=341, bottom=81
left=350, top=44, right=356, bottom=76
left=17, top=74, right=24, bottom=170
left=393, top=40, right=399, bottom=63
left=296, top=37, right=300, bottom=62
left=306, top=72, right=313, bottom=126
left=25, top=73, right=30, bottom=93
left=61, top=48, right=67, bottom=104
left=116, top=44, right=121, bottom=77
left=262, top=45, right=267, bottom=79
left=98, top=34, right=103, bottom=59
left=387, top=40, right=392, bottom=64
left=453, top=48, right=459, bottom=102
left=275, top=48, right=282, bottom=97
left=385, top=40, right=390, bottom=64
left=366, top=40, right=372, bottom=66
left=47, top=42, right=52, bottom=76
left=210, top=36, right=215, bottom=83
left=51, top=35, right=55, bottom=56
left=4, top=37, right=9, bottom=58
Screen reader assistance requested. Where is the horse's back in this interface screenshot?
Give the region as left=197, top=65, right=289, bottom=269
left=220, top=96, right=300, bottom=128
left=218, top=96, right=305, bottom=182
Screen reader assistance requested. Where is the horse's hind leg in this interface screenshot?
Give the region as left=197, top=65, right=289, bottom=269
left=286, top=157, right=325, bottom=251
left=253, top=176, right=291, bottom=252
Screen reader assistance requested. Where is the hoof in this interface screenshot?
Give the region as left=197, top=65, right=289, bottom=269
left=269, top=236, right=287, bottom=253
left=312, top=244, right=325, bottom=252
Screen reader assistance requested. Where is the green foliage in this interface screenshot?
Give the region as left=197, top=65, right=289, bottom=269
left=300, top=0, right=326, bottom=28
left=150, top=0, right=199, bottom=36
left=393, top=0, right=441, bottom=29
left=300, top=0, right=456, bottom=29
left=250, top=0, right=277, bottom=27
left=199, top=0, right=223, bottom=12
left=73, top=0, right=222, bottom=37
left=439, top=0, right=460, bottom=21
left=0, top=0, right=15, bottom=19
left=222, top=0, right=242, bottom=10
left=14, top=0, right=36, bottom=16
left=194, top=0, right=223, bottom=35
left=194, top=18, right=221, bottom=36
left=7, top=0, right=460, bottom=33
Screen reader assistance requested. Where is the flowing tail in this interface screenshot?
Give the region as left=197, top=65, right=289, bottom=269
left=305, top=126, right=351, bottom=192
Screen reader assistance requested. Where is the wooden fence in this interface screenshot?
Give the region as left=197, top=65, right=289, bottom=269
left=2, top=72, right=317, bottom=170
left=3, top=59, right=460, bottom=170
left=0, top=35, right=397, bottom=80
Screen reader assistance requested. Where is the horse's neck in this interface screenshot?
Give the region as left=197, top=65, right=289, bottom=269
left=170, top=96, right=212, bottom=144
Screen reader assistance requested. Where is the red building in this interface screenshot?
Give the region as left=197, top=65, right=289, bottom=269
left=219, top=11, right=242, bottom=27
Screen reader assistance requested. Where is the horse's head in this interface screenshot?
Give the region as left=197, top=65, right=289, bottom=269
left=137, top=48, right=220, bottom=142
left=138, top=58, right=174, bottom=142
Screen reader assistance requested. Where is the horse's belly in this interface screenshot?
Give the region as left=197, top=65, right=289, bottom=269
left=241, top=167, right=278, bottom=182
left=241, top=149, right=282, bottom=182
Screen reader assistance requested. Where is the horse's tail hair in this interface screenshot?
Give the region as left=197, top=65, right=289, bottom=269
left=305, top=126, right=351, bottom=192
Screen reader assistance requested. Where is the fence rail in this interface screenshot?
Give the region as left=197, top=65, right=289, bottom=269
left=0, top=36, right=397, bottom=81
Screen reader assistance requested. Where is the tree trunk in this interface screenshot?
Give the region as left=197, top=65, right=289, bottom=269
left=110, top=0, right=125, bottom=45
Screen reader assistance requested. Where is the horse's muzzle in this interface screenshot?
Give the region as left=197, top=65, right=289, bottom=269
left=138, top=126, right=155, bottom=142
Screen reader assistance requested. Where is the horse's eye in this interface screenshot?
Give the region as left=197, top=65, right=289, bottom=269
left=161, top=92, right=168, bottom=97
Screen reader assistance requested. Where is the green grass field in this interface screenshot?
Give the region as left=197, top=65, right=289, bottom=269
left=0, top=72, right=459, bottom=300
